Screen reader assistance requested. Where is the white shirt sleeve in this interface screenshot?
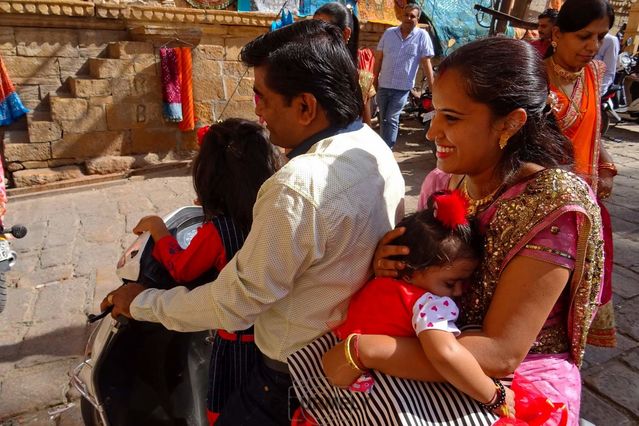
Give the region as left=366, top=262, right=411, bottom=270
left=412, top=292, right=460, bottom=336
left=420, top=30, right=435, bottom=58
left=130, top=181, right=326, bottom=332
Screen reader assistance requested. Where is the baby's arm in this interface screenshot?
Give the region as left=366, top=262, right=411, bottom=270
left=417, top=329, right=501, bottom=405
left=133, top=215, right=170, bottom=242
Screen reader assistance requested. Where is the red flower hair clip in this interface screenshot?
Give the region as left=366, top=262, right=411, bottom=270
left=432, top=190, right=469, bottom=229
left=196, top=125, right=210, bottom=146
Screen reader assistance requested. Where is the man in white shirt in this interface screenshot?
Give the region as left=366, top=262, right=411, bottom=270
left=373, top=4, right=435, bottom=148
left=102, top=20, right=405, bottom=425
left=595, top=33, right=620, bottom=95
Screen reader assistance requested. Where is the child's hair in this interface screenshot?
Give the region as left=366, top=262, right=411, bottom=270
left=390, top=191, right=480, bottom=279
left=192, top=118, right=281, bottom=234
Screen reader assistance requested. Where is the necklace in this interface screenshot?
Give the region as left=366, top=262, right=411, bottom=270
left=461, top=177, right=501, bottom=216
left=550, top=57, right=584, bottom=82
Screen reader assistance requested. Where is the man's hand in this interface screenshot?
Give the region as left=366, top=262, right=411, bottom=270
left=101, top=283, right=146, bottom=319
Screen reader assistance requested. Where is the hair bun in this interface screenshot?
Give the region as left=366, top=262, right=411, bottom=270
left=432, top=190, right=469, bottom=229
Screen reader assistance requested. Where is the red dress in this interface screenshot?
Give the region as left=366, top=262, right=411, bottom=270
left=334, top=276, right=427, bottom=339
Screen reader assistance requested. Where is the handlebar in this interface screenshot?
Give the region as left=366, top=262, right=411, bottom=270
left=1, top=225, right=27, bottom=239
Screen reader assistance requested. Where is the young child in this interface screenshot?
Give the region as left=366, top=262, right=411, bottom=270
left=132, top=118, right=281, bottom=425
left=328, top=190, right=513, bottom=417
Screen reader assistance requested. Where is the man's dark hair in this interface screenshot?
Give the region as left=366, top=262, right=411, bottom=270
left=538, top=8, right=559, bottom=22
left=193, top=118, right=281, bottom=234
left=240, top=19, right=362, bottom=128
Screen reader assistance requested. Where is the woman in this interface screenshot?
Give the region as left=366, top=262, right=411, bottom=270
left=289, top=38, right=603, bottom=426
left=546, top=0, right=617, bottom=347
left=313, top=3, right=376, bottom=125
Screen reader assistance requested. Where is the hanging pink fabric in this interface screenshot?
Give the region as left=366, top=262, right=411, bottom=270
left=160, top=47, right=183, bottom=123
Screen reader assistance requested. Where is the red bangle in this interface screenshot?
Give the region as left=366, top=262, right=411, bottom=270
left=598, top=162, right=618, bottom=177
left=353, top=334, right=365, bottom=370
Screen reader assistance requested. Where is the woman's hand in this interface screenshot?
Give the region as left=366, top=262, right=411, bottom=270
left=133, top=215, right=171, bottom=242
left=372, top=227, right=409, bottom=277
left=321, top=341, right=363, bottom=387
left=597, top=168, right=615, bottom=200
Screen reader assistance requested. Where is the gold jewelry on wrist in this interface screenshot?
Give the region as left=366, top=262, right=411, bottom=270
left=344, top=333, right=366, bottom=372
left=598, top=162, right=618, bottom=177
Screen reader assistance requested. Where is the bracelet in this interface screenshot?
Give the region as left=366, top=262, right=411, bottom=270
left=344, top=333, right=366, bottom=372
left=598, top=162, right=618, bottom=176
left=479, top=378, right=506, bottom=411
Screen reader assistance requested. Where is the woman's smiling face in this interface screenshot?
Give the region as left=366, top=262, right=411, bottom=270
left=426, top=69, right=505, bottom=177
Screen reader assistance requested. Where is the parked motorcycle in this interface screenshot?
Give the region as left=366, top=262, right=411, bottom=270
left=71, top=206, right=211, bottom=426
left=401, top=77, right=434, bottom=128
left=0, top=224, right=28, bottom=313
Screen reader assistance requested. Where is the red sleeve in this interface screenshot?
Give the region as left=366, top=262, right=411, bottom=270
left=151, top=222, right=227, bottom=284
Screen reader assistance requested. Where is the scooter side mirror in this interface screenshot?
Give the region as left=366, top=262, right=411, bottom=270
left=626, top=36, right=634, bottom=47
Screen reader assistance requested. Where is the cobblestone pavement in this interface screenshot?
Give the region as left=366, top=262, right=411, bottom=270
left=0, top=121, right=637, bottom=425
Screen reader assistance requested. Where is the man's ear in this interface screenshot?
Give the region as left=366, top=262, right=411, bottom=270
left=343, top=26, right=352, bottom=43
left=294, top=92, right=319, bottom=126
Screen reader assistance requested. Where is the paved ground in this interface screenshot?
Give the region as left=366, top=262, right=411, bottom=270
left=0, top=121, right=637, bottom=425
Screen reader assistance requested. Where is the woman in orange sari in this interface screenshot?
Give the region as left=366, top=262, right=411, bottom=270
left=547, top=0, right=616, bottom=347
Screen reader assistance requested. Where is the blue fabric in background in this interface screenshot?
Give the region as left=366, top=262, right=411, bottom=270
left=0, top=91, right=28, bottom=127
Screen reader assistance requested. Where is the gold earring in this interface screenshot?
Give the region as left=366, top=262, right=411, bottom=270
left=499, top=134, right=509, bottom=150
left=551, top=40, right=558, bottom=49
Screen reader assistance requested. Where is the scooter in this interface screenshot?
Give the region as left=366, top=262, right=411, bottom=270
left=0, top=224, right=28, bottom=313
left=71, top=206, right=212, bottom=426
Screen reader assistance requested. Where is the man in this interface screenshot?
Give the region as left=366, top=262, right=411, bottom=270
left=373, top=3, right=434, bottom=149
left=595, top=32, right=620, bottom=95
left=102, top=20, right=405, bottom=425
left=529, top=8, right=558, bottom=57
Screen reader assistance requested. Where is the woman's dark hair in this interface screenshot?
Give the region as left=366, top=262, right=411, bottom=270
left=193, top=118, right=280, bottom=234
left=390, top=192, right=480, bottom=280
left=314, top=2, right=360, bottom=67
left=240, top=19, right=362, bottom=128
left=437, top=37, right=574, bottom=182
left=556, top=0, right=615, bottom=32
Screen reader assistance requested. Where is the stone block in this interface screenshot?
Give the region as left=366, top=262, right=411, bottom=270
left=192, top=58, right=222, bottom=78
left=132, top=53, right=157, bottom=75
left=616, top=296, right=639, bottom=341
left=2, top=130, right=29, bottom=144
left=195, top=41, right=225, bottom=60
left=180, top=130, right=198, bottom=152
left=0, top=26, right=15, bottom=55
left=106, top=102, right=163, bottom=130
left=50, top=96, right=88, bottom=121
left=89, top=58, right=135, bottom=79
left=213, top=99, right=255, bottom=121
left=52, top=131, right=126, bottom=159
left=613, top=236, right=639, bottom=274
left=69, top=78, right=112, bottom=98
left=223, top=76, right=253, bottom=100
left=22, top=161, right=49, bottom=169
left=193, top=74, right=224, bottom=102
left=48, top=158, right=80, bottom=168
left=12, top=166, right=83, bottom=188
left=227, top=25, right=266, bottom=37
left=583, top=361, right=639, bottom=417
left=7, top=162, right=24, bottom=172
left=58, top=57, right=90, bottom=81
left=612, top=266, right=639, bottom=299
left=583, top=333, right=638, bottom=370
left=0, top=358, right=81, bottom=419
left=130, top=128, right=180, bottom=154
left=225, top=37, right=253, bottom=62
left=4, top=143, right=50, bottom=162
left=194, top=101, right=214, bottom=126
left=222, top=60, right=249, bottom=78
left=16, top=84, right=39, bottom=101
left=15, top=28, right=79, bottom=57
left=59, top=106, right=108, bottom=134
left=32, top=279, right=88, bottom=322
left=85, top=155, right=136, bottom=175
left=107, top=41, right=153, bottom=59
left=132, top=152, right=161, bottom=168
left=79, top=29, right=127, bottom=50
left=580, top=387, right=634, bottom=426
left=27, top=119, right=62, bottom=143
left=2, top=56, right=59, bottom=78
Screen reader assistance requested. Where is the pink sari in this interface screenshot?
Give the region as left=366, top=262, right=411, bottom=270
left=420, top=168, right=604, bottom=426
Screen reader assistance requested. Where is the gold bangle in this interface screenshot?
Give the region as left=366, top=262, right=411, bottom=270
left=598, top=162, right=618, bottom=176
left=344, top=333, right=366, bottom=372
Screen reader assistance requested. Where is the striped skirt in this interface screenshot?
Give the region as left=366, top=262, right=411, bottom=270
left=288, top=333, right=498, bottom=426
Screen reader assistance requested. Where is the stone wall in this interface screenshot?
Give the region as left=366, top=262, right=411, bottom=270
left=0, top=1, right=388, bottom=187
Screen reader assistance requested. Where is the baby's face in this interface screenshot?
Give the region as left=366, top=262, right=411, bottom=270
left=409, top=258, right=478, bottom=297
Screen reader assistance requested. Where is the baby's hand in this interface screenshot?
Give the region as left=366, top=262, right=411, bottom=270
left=133, top=215, right=170, bottom=241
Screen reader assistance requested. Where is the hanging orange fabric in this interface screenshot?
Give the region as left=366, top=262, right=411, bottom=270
left=179, top=47, right=195, bottom=132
